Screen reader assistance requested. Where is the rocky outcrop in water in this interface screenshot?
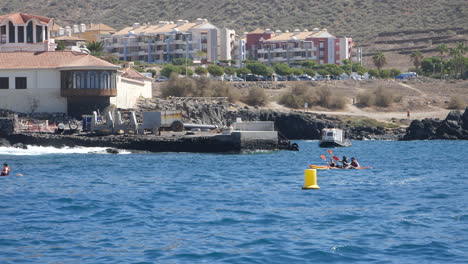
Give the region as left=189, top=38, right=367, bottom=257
left=403, top=108, right=468, bottom=140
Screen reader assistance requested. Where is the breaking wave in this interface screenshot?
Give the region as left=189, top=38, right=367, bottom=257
left=0, top=145, right=131, bottom=155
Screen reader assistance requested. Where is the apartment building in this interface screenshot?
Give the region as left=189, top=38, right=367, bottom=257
left=51, top=23, right=116, bottom=42
left=246, top=28, right=358, bottom=65
left=103, top=18, right=235, bottom=64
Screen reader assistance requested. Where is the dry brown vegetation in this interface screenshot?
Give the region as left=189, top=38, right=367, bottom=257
left=243, top=87, right=269, bottom=106
left=161, top=74, right=240, bottom=102
left=279, top=83, right=345, bottom=110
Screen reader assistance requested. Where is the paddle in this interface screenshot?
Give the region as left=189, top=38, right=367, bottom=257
left=17, top=174, right=23, bottom=176
left=327, top=149, right=340, bottom=161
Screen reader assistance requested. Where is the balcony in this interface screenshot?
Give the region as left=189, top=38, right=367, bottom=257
left=61, top=88, right=117, bottom=97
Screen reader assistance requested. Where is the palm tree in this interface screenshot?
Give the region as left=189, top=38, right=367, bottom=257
left=436, top=44, right=448, bottom=74
left=85, top=41, right=105, bottom=56
left=410, top=51, right=424, bottom=70
left=451, top=43, right=467, bottom=79
left=372, top=52, right=386, bottom=71
left=436, top=44, right=448, bottom=57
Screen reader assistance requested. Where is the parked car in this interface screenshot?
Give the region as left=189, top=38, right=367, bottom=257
left=396, top=72, right=418, bottom=80
left=155, top=76, right=168, bottom=82
left=230, top=76, right=245, bottom=82
left=276, top=75, right=287, bottom=81
left=245, top=74, right=265, bottom=81
left=298, top=74, right=313, bottom=81
left=287, top=75, right=300, bottom=81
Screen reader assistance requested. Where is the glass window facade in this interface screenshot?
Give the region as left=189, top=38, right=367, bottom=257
left=61, top=70, right=116, bottom=90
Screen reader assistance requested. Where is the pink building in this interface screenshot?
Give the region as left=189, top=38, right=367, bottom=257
left=246, top=28, right=356, bottom=65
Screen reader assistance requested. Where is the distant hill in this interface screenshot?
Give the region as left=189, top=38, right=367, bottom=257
left=0, top=0, right=467, bottom=42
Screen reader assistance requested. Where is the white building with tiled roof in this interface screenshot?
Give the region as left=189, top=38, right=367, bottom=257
left=0, top=12, right=56, bottom=52
left=103, top=18, right=235, bottom=64
left=0, top=13, right=152, bottom=117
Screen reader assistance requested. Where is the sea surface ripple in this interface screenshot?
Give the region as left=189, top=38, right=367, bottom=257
left=0, top=140, right=467, bottom=263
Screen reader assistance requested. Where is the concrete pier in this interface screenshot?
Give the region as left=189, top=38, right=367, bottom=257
left=2, top=131, right=281, bottom=153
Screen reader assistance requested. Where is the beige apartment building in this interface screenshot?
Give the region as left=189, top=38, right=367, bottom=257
left=103, top=18, right=235, bottom=64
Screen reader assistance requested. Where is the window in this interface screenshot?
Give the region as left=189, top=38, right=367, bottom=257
left=73, top=72, right=85, bottom=88
left=15, top=77, right=27, bottom=89
left=44, top=26, right=48, bottom=40
left=26, top=21, right=33, bottom=43
left=0, top=77, right=9, bottom=89
left=0, top=25, right=6, bottom=44
left=36, top=25, right=43, bottom=42
left=101, top=72, right=110, bottom=89
left=87, top=71, right=99, bottom=88
left=17, top=26, right=24, bottom=43
left=8, top=22, right=15, bottom=43
left=319, top=42, right=324, bottom=48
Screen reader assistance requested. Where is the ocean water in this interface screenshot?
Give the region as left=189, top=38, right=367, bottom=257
left=0, top=140, right=467, bottom=263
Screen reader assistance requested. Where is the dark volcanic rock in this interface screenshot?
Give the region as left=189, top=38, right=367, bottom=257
left=403, top=108, right=468, bottom=140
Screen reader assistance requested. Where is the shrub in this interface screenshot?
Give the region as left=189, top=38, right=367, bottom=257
left=292, top=68, right=304, bottom=75
left=368, top=69, right=380, bottom=78
left=212, top=81, right=240, bottom=102
left=160, top=65, right=181, bottom=77
left=379, top=69, right=392, bottom=79
left=179, top=67, right=194, bottom=76
left=390, top=68, right=401, bottom=78
left=279, top=83, right=317, bottom=108
left=246, top=62, right=273, bottom=76
left=207, top=65, right=224, bottom=76
left=172, top=58, right=193, bottom=66
left=161, top=74, right=197, bottom=97
left=273, top=63, right=293, bottom=76
left=223, top=67, right=237, bottom=76
left=317, top=69, right=330, bottom=76
left=316, top=87, right=345, bottom=109
left=146, top=69, right=157, bottom=77
left=244, top=87, right=269, bottom=106
left=374, top=88, right=394, bottom=107
left=195, top=66, right=208, bottom=76
left=161, top=75, right=239, bottom=102
left=236, top=67, right=251, bottom=77
left=448, top=97, right=465, bottom=109
left=357, top=91, right=375, bottom=107
left=302, top=68, right=316, bottom=77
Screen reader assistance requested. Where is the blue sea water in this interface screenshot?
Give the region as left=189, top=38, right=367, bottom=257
left=0, top=140, right=467, bottom=263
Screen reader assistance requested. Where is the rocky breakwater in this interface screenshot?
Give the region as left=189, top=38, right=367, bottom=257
left=403, top=107, right=468, bottom=140
left=136, top=98, right=403, bottom=140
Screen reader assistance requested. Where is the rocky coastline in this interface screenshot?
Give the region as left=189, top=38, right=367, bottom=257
left=403, top=107, right=468, bottom=140
left=1, top=104, right=466, bottom=152
left=136, top=98, right=406, bottom=141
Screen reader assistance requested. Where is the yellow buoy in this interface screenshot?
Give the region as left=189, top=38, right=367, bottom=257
left=302, top=169, right=320, bottom=190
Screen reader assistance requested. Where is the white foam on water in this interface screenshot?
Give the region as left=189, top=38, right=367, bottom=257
left=0, top=145, right=131, bottom=156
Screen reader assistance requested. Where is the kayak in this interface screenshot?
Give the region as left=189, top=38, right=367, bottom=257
left=309, top=165, right=372, bottom=170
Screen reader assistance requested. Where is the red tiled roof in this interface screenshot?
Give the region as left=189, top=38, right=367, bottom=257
left=0, top=51, right=119, bottom=69
left=121, top=66, right=152, bottom=81
left=0, top=12, right=52, bottom=25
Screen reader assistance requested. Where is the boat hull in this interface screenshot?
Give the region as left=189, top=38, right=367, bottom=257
left=319, top=140, right=352, bottom=148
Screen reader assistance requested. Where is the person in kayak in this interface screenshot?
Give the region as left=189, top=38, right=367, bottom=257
left=1, top=163, right=10, bottom=176
left=329, top=159, right=336, bottom=168
left=340, top=156, right=350, bottom=168
left=350, top=157, right=360, bottom=168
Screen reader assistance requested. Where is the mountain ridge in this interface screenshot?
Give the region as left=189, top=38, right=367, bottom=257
left=0, top=0, right=466, bottom=42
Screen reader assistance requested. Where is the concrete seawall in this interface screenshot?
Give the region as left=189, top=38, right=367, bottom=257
left=2, top=131, right=280, bottom=153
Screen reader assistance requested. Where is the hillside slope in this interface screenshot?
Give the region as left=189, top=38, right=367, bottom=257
left=0, top=0, right=466, bottom=41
